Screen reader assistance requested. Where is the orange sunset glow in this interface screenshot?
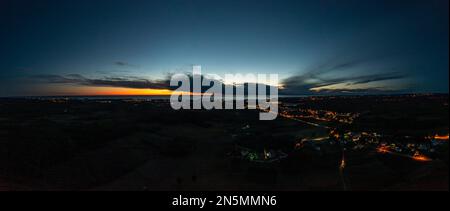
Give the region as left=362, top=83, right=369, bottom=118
left=29, top=84, right=207, bottom=96
left=35, top=85, right=175, bottom=96
left=76, top=87, right=176, bottom=96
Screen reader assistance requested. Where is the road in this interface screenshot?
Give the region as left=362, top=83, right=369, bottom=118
left=279, top=113, right=331, bottom=129
left=261, top=108, right=331, bottom=129
left=275, top=110, right=350, bottom=190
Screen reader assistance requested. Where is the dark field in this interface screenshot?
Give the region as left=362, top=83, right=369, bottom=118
left=0, top=94, right=448, bottom=191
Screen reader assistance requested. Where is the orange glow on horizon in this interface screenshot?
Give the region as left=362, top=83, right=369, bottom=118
left=33, top=84, right=206, bottom=96
left=79, top=87, right=175, bottom=95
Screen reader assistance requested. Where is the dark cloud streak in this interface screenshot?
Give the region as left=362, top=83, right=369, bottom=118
left=31, top=74, right=171, bottom=90
left=281, top=56, right=409, bottom=95
left=114, top=61, right=139, bottom=68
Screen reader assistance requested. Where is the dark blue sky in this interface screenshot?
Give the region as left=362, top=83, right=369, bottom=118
left=0, top=0, right=448, bottom=96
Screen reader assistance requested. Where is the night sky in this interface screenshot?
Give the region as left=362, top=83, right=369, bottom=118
left=0, top=0, right=448, bottom=96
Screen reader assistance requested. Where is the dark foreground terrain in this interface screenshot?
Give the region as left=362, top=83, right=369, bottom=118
left=0, top=94, right=448, bottom=191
